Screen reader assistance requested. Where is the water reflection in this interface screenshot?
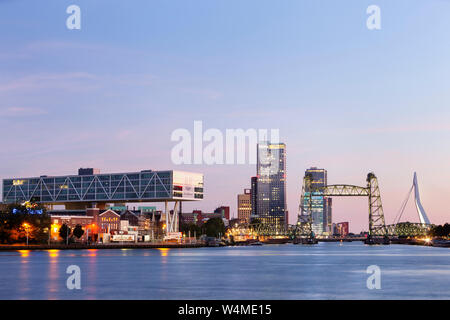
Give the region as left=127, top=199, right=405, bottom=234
left=2, top=244, right=450, bottom=300
left=87, top=249, right=97, bottom=257
left=48, top=249, right=59, bottom=258
left=18, top=250, right=30, bottom=258
left=17, top=250, right=31, bottom=299
left=86, top=249, right=97, bottom=299
left=47, top=250, right=59, bottom=299
left=157, top=248, right=170, bottom=257
left=121, top=248, right=131, bottom=256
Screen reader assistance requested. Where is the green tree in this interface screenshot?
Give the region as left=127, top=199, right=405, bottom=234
left=430, top=223, right=450, bottom=238
left=180, top=222, right=201, bottom=238
left=72, top=224, right=84, bottom=239
left=203, top=217, right=225, bottom=238
left=0, top=203, right=50, bottom=244
left=59, top=224, right=71, bottom=243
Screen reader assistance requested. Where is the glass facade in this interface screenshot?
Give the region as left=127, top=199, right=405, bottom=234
left=304, top=167, right=332, bottom=235
left=251, top=176, right=258, bottom=219
left=256, top=142, right=286, bottom=227
left=2, top=170, right=203, bottom=205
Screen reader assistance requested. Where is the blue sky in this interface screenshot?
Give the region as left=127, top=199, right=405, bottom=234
left=1, top=0, right=450, bottom=231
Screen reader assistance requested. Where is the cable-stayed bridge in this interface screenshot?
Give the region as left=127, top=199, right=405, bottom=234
left=385, top=172, right=433, bottom=237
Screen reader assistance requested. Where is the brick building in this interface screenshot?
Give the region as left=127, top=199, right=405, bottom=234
left=237, top=189, right=252, bottom=224
left=50, top=215, right=94, bottom=242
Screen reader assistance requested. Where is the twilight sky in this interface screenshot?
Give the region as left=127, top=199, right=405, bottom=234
left=1, top=0, right=450, bottom=232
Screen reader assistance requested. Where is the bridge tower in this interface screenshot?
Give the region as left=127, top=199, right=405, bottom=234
left=413, top=172, right=431, bottom=225
left=297, top=173, right=314, bottom=237
left=367, top=173, right=388, bottom=237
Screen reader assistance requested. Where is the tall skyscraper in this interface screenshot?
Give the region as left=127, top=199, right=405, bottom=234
left=304, top=167, right=332, bottom=235
left=324, top=197, right=332, bottom=235
left=250, top=176, right=258, bottom=219
left=256, top=142, right=287, bottom=227
left=237, top=189, right=252, bottom=224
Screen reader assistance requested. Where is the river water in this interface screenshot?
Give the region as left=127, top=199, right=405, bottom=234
left=0, top=242, right=449, bottom=300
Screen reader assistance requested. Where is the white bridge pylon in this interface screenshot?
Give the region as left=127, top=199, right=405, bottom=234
left=413, top=172, right=431, bottom=225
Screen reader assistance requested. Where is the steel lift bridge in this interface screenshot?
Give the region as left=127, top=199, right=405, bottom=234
left=231, top=172, right=432, bottom=240
left=242, top=172, right=387, bottom=240
left=294, top=172, right=388, bottom=240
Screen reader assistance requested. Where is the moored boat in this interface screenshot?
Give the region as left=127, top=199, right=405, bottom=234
left=293, top=237, right=318, bottom=245
left=263, top=238, right=289, bottom=244
left=364, top=237, right=391, bottom=245
left=431, top=239, right=450, bottom=247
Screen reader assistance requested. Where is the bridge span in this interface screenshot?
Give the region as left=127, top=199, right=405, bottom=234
left=228, top=172, right=433, bottom=242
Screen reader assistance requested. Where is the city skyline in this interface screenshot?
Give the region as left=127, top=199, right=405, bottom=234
left=1, top=1, right=450, bottom=232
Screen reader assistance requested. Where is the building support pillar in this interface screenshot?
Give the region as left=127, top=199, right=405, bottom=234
left=164, top=200, right=180, bottom=234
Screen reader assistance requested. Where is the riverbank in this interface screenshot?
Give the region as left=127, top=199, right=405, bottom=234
left=0, top=242, right=206, bottom=251
left=391, top=238, right=450, bottom=247
left=1, top=238, right=448, bottom=250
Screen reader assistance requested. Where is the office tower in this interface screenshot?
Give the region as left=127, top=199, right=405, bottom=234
left=237, top=189, right=252, bottom=224
left=250, top=176, right=258, bottom=219
left=256, top=142, right=286, bottom=227
left=304, top=167, right=331, bottom=235
left=323, top=198, right=332, bottom=235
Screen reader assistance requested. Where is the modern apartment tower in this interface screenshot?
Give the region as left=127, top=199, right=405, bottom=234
left=304, top=167, right=332, bottom=235
left=256, top=142, right=287, bottom=227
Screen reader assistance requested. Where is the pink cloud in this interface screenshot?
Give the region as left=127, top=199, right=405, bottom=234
left=0, top=106, right=47, bottom=117
left=0, top=72, right=98, bottom=92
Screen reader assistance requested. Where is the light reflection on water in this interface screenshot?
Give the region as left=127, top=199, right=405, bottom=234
left=0, top=243, right=449, bottom=300
left=47, top=250, right=59, bottom=299
left=85, top=249, right=97, bottom=299
left=17, top=250, right=30, bottom=299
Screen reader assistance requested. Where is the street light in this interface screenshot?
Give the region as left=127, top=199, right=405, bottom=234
left=23, top=223, right=29, bottom=246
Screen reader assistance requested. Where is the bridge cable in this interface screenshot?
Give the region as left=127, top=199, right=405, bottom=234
left=394, top=186, right=414, bottom=224
left=393, top=184, right=414, bottom=225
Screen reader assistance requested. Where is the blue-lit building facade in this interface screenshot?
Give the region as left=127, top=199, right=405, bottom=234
left=2, top=168, right=204, bottom=209
left=304, top=167, right=332, bottom=235
left=256, top=142, right=287, bottom=227
left=250, top=176, right=258, bottom=219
